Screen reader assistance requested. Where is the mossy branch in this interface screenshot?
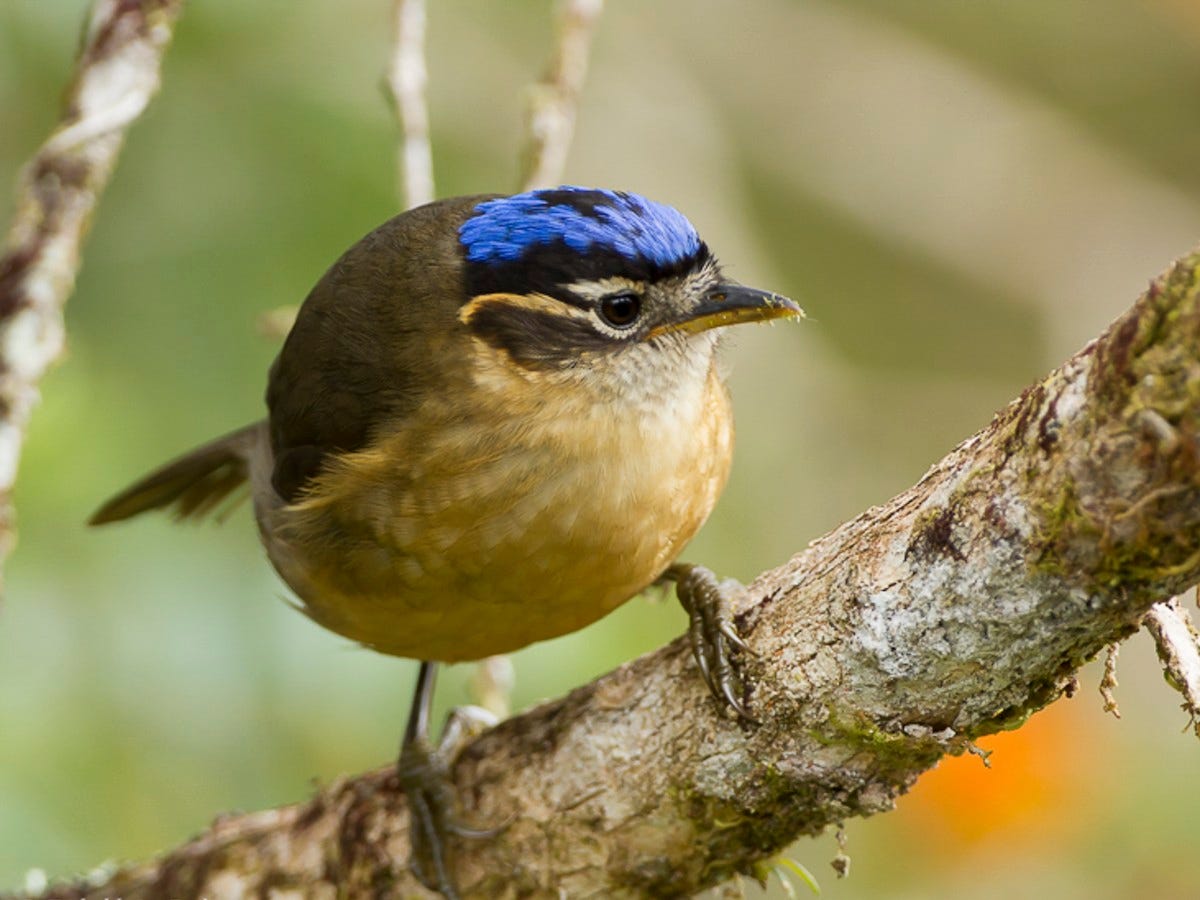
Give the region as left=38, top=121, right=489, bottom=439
left=21, top=250, right=1200, bottom=897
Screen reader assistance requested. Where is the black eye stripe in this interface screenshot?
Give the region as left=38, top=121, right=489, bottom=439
left=465, top=299, right=611, bottom=370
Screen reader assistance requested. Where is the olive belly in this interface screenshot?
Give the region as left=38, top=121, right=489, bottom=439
left=260, top=447, right=724, bottom=661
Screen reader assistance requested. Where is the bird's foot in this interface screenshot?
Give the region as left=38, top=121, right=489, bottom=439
left=397, top=706, right=500, bottom=898
left=665, top=562, right=757, bottom=721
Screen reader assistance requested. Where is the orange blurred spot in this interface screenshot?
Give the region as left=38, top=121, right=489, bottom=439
left=894, top=699, right=1103, bottom=851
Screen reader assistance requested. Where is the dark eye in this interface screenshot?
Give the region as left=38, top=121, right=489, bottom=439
left=599, top=293, right=641, bottom=328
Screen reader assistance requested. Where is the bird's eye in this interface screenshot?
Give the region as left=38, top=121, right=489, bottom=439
left=598, top=293, right=641, bottom=328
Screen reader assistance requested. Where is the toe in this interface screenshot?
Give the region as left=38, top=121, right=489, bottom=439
left=668, top=562, right=756, bottom=720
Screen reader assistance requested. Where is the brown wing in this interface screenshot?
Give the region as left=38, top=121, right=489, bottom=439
left=266, top=196, right=487, bottom=502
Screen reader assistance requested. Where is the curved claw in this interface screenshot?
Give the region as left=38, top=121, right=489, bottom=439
left=447, top=819, right=506, bottom=841
left=686, top=603, right=714, bottom=687
left=397, top=735, right=461, bottom=898
left=666, top=562, right=758, bottom=722
left=398, top=735, right=499, bottom=898
left=719, top=619, right=752, bottom=654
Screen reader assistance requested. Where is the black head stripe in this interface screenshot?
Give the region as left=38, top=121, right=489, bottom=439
left=464, top=239, right=712, bottom=308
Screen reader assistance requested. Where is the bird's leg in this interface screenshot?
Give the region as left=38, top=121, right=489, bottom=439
left=398, top=661, right=457, bottom=896
left=662, top=562, right=756, bottom=720
left=397, top=661, right=496, bottom=898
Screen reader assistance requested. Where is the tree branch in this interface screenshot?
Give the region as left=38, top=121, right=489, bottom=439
left=24, top=244, right=1200, bottom=895
left=1144, top=595, right=1200, bottom=736
left=518, top=0, right=604, bottom=192
left=0, top=0, right=183, bottom=583
left=385, top=0, right=434, bottom=210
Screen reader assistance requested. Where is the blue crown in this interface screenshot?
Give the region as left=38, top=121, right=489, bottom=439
left=459, top=187, right=702, bottom=268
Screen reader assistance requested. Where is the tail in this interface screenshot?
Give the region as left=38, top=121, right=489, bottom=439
left=89, top=423, right=263, bottom=526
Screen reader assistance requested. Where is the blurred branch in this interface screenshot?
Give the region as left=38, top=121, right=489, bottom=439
left=255, top=304, right=299, bottom=341
left=518, top=0, right=604, bottom=191
left=385, top=0, right=434, bottom=209
left=0, top=0, right=183, bottom=582
left=1144, top=596, right=1200, bottom=737
left=27, top=247, right=1200, bottom=896
left=468, top=652, right=514, bottom=720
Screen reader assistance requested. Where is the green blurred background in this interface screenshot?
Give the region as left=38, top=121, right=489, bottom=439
left=3, top=1, right=1200, bottom=896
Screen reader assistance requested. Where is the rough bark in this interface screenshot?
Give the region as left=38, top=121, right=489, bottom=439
left=19, top=248, right=1200, bottom=897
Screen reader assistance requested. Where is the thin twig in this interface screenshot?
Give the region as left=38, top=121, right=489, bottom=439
left=1099, top=641, right=1121, bottom=718
left=469, top=653, right=515, bottom=719
left=965, top=740, right=993, bottom=767
left=386, top=0, right=434, bottom=210
left=0, top=0, right=184, bottom=585
left=830, top=826, right=850, bottom=879
left=1143, top=597, right=1200, bottom=737
left=518, top=0, right=605, bottom=191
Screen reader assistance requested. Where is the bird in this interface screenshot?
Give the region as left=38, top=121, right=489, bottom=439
left=89, top=185, right=802, bottom=896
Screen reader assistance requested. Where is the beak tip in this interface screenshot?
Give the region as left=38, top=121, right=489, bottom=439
left=783, top=296, right=806, bottom=319
left=759, top=290, right=804, bottom=320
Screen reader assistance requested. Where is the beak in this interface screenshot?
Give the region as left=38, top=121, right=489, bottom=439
left=648, top=283, right=804, bottom=338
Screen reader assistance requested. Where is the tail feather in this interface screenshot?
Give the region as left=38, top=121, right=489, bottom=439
left=89, top=424, right=261, bottom=526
